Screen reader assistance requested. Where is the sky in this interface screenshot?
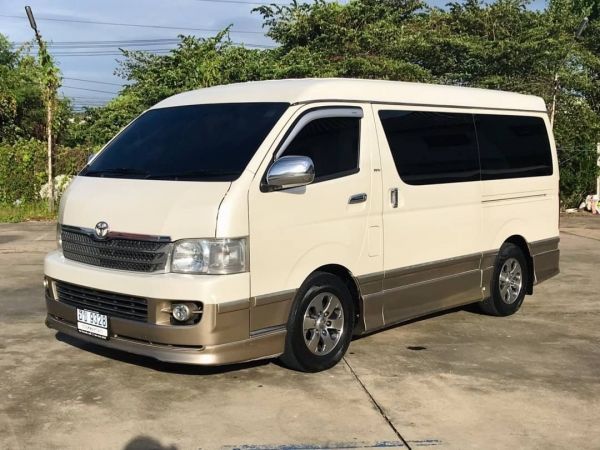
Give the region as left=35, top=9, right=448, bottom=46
left=0, top=0, right=547, bottom=109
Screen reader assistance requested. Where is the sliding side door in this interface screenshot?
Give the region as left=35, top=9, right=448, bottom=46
left=370, top=106, right=483, bottom=327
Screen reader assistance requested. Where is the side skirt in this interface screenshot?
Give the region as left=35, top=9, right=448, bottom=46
left=357, top=253, right=483, bottom=333
left=354, top=236, right=560, bottom=334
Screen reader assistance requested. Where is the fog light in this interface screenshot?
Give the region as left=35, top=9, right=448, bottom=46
left=172, top=303, right=192, bottom=322
left=43, top=277, right=55, bottom=300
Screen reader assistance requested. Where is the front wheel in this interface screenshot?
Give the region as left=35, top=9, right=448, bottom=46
left=280, top=272, right=354, bottom=372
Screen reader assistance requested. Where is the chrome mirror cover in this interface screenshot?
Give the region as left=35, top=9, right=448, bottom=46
left=266, top=156, right=315, bottom=190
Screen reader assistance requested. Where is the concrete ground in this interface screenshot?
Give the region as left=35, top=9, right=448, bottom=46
left=1, top=214, right=599, bottom=450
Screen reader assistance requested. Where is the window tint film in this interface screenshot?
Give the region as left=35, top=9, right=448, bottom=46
left=378, top=110, right=479, bottom=185
left=281, top=117, right=360, bottom=181
left=82, top=103, right=289, bottom=181
left=475, top=114, right=553, bottom=180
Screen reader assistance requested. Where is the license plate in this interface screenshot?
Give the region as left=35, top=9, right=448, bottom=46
left=77, top=309, right=108, bottom=340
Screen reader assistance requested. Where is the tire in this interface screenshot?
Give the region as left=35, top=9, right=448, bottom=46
left=280, top=272, right=355, bottom=372
left=479, top=243, right=529, bottom=316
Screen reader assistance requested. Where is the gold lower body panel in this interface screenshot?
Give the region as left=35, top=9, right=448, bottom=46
left=362, top=270, right=483, bottom=331
left=357, top=236, right=560, bottom=334
left=533, top=249, right=560, bottom=283
left=45, top=282, right=294, bottom=366
left=46, top=314, right=286, bottom=365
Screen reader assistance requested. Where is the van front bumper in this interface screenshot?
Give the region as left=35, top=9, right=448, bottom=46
left=45, top=313, right=285, bottom=365
left=44, top=251, right=292, bottom=365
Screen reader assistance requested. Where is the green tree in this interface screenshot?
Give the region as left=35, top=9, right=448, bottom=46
left=65, top=0, right=599, bottom=206
left=0, top=35, right=45, bottom=142
left=255, top=0, right=600, bottom=206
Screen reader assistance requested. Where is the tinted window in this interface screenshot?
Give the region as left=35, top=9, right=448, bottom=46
left=281, top=117, right=360, bottom=181
left=82, top=103, right=288, bottom=181
left=475, top=114, right=553, bottom=179
left=378, top=110, right=479, bottom=185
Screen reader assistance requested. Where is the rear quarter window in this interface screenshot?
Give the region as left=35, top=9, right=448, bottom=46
left=474, top=114, right=553, bottom=180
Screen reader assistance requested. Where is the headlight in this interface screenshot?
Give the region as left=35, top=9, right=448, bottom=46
left=56, top=223, right=62, bottom=250
left=170, top=238, right=248, bottom=274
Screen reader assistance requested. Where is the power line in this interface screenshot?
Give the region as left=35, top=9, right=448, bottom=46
left=44, top=41, right=274, bottom=56
left=13, top=40, right=181, bottom=49
left=63, top=77, right=124, bottom=86
left=65, top=97, right=107, bottom=100
left=62, top=96, right=114, bottom=101
left=62, top=85, right=119, bottom=94
left=51, top=50, right=175, bottom=56
left=52, top=48, right=175, bottom=55
left=13, top=39, right=275, bottom=56
left=14, top=41, right=275, bottom=51
left=65, top=95, right=111, bottom=98
left=0, top=13, right=266, bottom=34
left=13, top=38, right=180, bottom=45
left=11, top=37, right=275, bottom=48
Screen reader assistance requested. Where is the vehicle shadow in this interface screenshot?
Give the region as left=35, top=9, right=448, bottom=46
left=54, top=332, right=272, bottom=375
left=352, top=302, right=485, bottom=341
left=123, top=435, right=178, bottom=450
left=0, top=234, right=19, bottom=244
left=55, top=303, right=486, bottom=373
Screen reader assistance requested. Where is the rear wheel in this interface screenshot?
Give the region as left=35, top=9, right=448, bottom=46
left=479, top=243, right=529, bottom=316
left=280, top=272, right=354, bottom=372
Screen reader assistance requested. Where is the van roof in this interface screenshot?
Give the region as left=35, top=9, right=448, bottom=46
left=153, top=78, right=547, bottom=113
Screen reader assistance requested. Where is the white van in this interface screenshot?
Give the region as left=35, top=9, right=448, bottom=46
left=44, top=79, right=560, bottom=372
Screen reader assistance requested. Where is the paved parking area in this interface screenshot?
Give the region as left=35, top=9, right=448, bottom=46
left=1, top=215, right=599, bottom=449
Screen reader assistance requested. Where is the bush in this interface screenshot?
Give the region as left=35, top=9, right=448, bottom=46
left=558, top=145, right=600, bottom=209
left=0, top=201, right=55, bottom=223
left=0, top=139, right=93, bottom=205
left=0, top=139, right=46, bottom=204
left=54, top=146, right=94, bottom=175
left=39, top=174, right=74, bottom=200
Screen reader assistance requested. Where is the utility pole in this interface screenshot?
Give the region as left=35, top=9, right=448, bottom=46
left=25, top=5, right=58, bottom=212
left=549, top=17, right=589, bottom=128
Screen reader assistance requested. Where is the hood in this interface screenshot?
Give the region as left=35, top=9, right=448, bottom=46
left=60, top=176, right=231, bottom=240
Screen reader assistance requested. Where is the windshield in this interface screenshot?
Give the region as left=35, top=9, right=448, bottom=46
left=81, top=102, right=289, bottom=181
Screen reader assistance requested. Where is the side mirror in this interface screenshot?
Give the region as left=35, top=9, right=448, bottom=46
left=266, top=156, right=315, bottom=190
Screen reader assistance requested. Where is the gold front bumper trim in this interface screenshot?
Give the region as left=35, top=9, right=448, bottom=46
left=46, top=314, right=286, bottom=366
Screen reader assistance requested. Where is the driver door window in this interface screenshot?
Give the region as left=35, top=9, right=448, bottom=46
left=280, top=117, right=360, bottom=182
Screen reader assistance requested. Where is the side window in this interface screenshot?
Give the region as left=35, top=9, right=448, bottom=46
left=280, top=117, right=360, bottom=182
left=378, top=110, right=479, bottom=185
left=475, top=114, right=553, bottom=180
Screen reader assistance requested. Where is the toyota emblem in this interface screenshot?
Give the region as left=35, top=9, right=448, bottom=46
left=94, top=221, right=109, bottom=239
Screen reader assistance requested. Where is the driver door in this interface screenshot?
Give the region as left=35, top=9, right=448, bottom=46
left=248, top=104, right=383, bottom=331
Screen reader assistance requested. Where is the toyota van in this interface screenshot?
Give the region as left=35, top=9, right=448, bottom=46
left=44, top=78, right=560, bottom=372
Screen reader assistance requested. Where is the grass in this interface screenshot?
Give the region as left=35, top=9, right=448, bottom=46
left=0, top=202, right=57, bottom=223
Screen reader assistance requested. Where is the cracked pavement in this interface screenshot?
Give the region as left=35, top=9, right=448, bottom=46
left=1, top=215, right=599, bottom=449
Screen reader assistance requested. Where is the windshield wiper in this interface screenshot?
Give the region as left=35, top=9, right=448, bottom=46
left=83, top=167, right=150, bottom=178
left=145, top=170, right=240, bottom=180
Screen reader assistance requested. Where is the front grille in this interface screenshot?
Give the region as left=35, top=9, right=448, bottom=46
left=56, top=281, right=148, bottom=322
left=61, top=226, right=171, bottom=272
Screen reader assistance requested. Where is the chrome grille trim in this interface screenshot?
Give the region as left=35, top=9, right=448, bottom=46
left=61, top=225, right=172, bottom=273
left=55, top=281, right=148, bottom=322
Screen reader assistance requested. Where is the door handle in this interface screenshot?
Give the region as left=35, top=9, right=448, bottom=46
left=349, top=193, right=367, bottom=204
left=390, top=188, right=398, bottom=208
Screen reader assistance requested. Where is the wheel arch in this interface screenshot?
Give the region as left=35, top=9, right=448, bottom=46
left=309, top=264, right=363, bottom=330
left=503, top=235, right=534, bottom=295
